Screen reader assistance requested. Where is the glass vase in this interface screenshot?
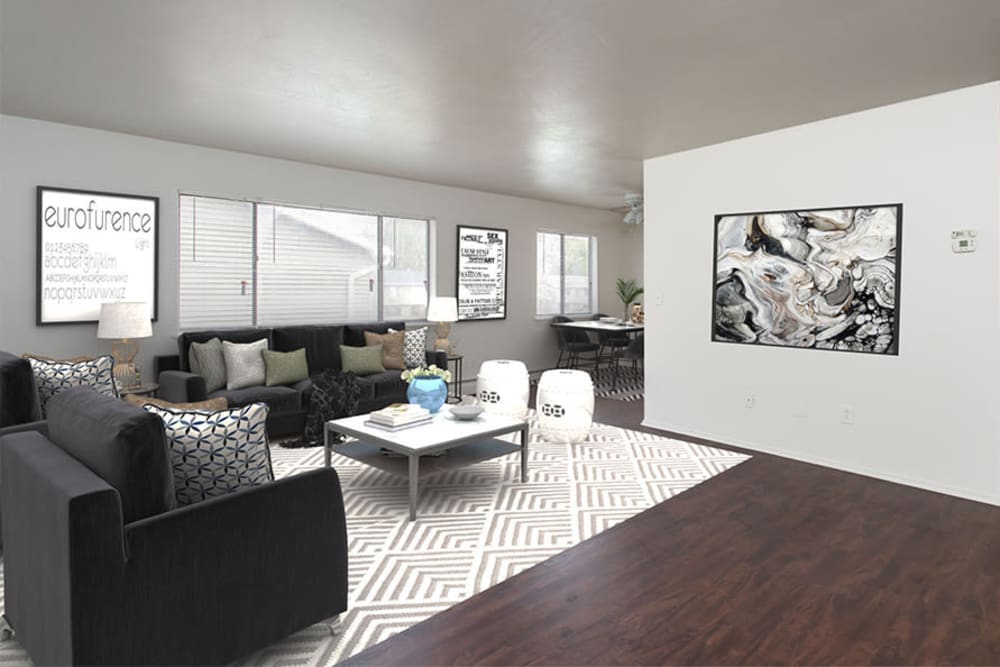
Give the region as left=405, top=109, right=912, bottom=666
left=407, top=376, right=448, bottom=413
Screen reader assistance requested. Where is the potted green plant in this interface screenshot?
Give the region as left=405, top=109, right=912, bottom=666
left=401, top=365, right=453, bottom=413
left=616, top=278, right=644, bottom=322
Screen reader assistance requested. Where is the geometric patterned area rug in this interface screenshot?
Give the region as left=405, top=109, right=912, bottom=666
left=591, top=366, right=644, bottom=402
left=0, top=413, right=747, bottom=667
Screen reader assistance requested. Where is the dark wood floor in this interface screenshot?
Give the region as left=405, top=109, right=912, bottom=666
left=345, top=397, right=1000, bottom=665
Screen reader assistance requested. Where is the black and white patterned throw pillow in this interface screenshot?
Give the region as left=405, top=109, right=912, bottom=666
left=145, top=402, right=274, bottom=506
left=389, top=327, right=427, bottom=368
left=29, top=354, right=118, bottom=417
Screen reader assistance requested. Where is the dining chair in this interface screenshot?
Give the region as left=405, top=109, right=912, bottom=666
left=551, top=316, right=599, bottom=371
left=591, top=313, right=630, bottom=368
left=612, top=333, right=644, bottom=391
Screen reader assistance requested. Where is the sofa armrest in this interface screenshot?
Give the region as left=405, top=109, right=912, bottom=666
left=425, top=350, right=448, bottom=370
left=0, top=419, right=47, bottom=438
left=154, top=354, right=181, bottom=375
left=0, top=431, right=125, bottom=666
left=119, top=468, right=348, bottom=664
left=157, top=370, right=207, bottom=403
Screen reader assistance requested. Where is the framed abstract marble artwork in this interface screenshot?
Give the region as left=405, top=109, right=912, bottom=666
left=712, top=204, right=902, bottom=355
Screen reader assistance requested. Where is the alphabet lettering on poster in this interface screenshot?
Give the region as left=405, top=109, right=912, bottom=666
left=37, top=186, right=159, bottom=325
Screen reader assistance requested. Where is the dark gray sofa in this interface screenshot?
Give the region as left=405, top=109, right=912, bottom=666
left=0, top=387, right=348, bottom=665
left=156, top=321, right=446, bottom=436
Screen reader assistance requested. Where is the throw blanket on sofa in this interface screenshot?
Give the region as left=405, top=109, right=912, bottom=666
left=282, top=370, right=362, bottom=448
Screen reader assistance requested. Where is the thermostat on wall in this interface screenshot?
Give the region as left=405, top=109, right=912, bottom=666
left=952, top=229, right=977, bottom=253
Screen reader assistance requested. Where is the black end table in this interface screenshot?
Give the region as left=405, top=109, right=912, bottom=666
left=446, top=354, right=464, bottom=403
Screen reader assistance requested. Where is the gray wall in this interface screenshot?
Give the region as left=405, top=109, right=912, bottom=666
left=0, top=115, right=642, bottom=390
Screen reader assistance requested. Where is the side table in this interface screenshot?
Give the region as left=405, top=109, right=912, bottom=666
left=446, top=354, right=464, bottom=403
left=119, top=383, right=159, bottom=398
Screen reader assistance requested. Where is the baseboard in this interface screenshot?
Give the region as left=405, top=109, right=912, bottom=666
left=640, top=418, right=1000, bottom=508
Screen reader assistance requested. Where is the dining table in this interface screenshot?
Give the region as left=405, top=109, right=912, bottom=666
left=549, top=319, right=644, bottom=390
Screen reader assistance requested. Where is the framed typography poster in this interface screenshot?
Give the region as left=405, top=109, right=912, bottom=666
left=37, top=186, right=159, bottom=324
left=456, top=225, right=508, bottom=321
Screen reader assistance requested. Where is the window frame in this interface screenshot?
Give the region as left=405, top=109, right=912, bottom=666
left=177, top=193, right=434, bottom=328
left=535, top=230, right=598, bottom=317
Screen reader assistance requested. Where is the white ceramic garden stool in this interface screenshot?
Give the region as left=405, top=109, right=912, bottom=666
left=476, top=359, right=530, bottom=419
left=536, top=369, right=594, bottom=443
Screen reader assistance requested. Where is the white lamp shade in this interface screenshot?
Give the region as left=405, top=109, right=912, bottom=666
left=97, top=302, right=152, bottom=339
left=426, top=296, right=458, bottom=322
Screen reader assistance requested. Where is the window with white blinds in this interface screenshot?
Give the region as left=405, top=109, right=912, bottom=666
left=178, top=195, right=430, bottom=329
left=256, top=204, right=380, bottom=325
left=179, top=196, right=255, bottom=328
left=536, top=231, right=597, bottom=316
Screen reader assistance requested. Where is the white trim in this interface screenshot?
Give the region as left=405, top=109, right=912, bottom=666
left=640, top=418, right=1000, bottom=507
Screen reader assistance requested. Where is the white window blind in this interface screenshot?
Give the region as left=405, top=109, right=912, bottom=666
left=179, top=196, right=255, bottom=329
left=536, top=231, right=597, bottom=316
left=256, top=205, right=379, bottom=325
left=178, top=195, right=431, bottom=329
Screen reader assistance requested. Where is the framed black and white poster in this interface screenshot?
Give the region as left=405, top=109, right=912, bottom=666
left=712, top=203, right=901, bottom=355
left=456, top=225, right=508, bottom=321
left=37, top=186, right=159, bottom=325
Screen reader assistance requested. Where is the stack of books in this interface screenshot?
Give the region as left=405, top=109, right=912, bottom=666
left=365, top=403, right=432, bottom=431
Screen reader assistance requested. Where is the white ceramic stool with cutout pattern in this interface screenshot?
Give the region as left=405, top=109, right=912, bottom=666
left=476, top=360, right=529, bottom=419
left=536, top=369, right=594, bottom=443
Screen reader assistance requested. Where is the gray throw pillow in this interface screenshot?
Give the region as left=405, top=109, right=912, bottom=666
left=188, top=338, right=226, bottom=393
left=222, top=338, right=268, bottom=390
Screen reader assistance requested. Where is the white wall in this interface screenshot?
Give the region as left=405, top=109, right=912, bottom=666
left=0, top=115, right=637, bottom=386
left=644, top=82, right=1000, bottom=504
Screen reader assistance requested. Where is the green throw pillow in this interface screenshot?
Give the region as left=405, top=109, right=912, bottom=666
left=263, top=348, right=310, bottom=387
left=340, top=344, right=385, bottom=376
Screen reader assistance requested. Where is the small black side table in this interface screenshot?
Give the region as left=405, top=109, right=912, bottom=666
left=446, top=354, right=464, bottom=403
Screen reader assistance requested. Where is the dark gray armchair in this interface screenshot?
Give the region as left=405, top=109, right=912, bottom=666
left=0, top=350, right=47, bottom=551
left=0, top=388, right=348, bottom=665
left=0, top=350, right=44, bottom=435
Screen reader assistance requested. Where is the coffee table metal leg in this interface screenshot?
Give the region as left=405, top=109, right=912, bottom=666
left=324, top=423, right=332, bottom=468
left=408, top=454, right=419, bottom=521
left=520, top=425, right=528, bottom=483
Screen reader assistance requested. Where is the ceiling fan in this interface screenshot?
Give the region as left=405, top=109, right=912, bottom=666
left=623, top=193, right=643, bottom=225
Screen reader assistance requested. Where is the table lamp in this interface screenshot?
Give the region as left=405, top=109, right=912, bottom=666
left=97, top=302, right=152, bottom=390
left=426, top=296, right=458, bottom=355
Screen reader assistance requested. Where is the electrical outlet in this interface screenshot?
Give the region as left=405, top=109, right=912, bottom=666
left=840, top=406, right=853, bottom=425
left=744, top=394, right=755, bottom=409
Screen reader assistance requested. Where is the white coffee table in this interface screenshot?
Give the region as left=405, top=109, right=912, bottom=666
left=324, top=411, right=529, bottom=520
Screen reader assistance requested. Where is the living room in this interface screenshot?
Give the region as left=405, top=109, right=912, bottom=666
left=3, top=1, right=1000, bottom=665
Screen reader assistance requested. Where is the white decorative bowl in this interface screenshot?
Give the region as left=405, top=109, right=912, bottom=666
left=450, top=405, right=484, bottom=421
left=599, top=316, right=619, bottom=324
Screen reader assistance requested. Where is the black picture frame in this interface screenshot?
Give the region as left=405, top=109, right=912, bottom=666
left=711, top=203, right=902, bottom=355
left=456, top=225, right=508, bottom=321
left=36, top=186, right=160, bottom=325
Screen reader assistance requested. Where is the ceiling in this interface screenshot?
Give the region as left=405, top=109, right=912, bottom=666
left=2, top=0, right=999, bottom=210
